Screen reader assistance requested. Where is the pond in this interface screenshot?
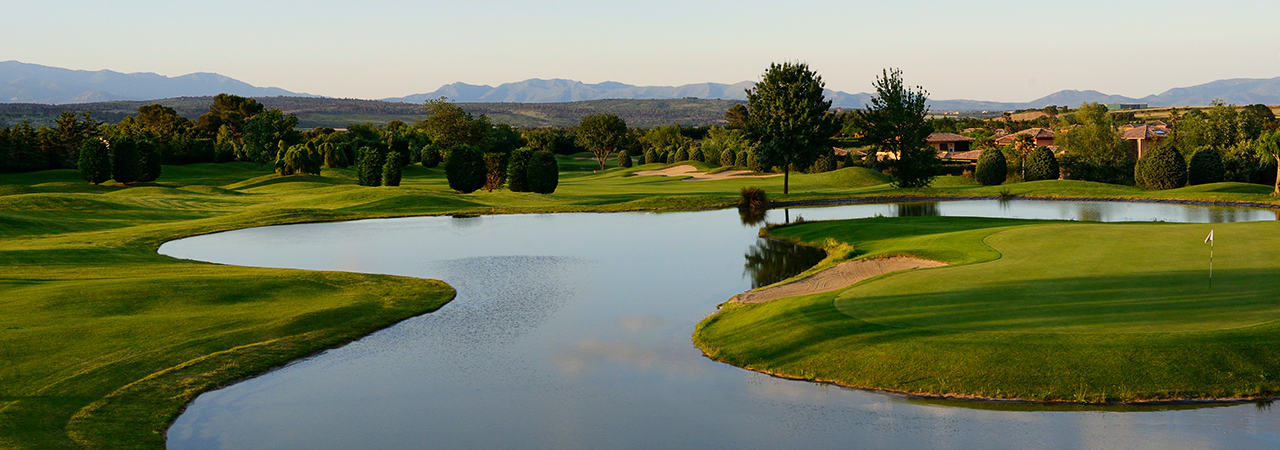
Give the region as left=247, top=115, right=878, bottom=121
left=161, top=200, right=1280, bottom=450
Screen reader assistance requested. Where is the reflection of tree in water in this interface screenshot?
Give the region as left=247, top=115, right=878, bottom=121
left=894, top=202, right=940, bottom=217
left=742, top=238, right=827, bottom=288
left=739, top=208, right=768, bottom=226
left=1076, top=204, right=1102, bottom=222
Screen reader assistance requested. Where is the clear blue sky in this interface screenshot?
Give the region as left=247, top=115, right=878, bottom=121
left=5, top=0, right=1279, bottom=101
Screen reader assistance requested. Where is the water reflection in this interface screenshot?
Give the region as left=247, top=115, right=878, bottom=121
left=739, top=208, right=768, bottom=226
left=894, top=202, right=941, bottom=217
left=743, top=238, right=828, bottom=288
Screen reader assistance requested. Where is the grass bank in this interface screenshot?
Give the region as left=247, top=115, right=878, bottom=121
left=695, top=216, right=1280, bottom=403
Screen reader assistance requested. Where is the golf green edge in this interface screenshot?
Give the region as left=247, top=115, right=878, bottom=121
left=694, top=216, right=1280, bottom=403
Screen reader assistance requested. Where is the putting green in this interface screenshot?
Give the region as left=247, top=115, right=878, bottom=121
left=837, top=222, right=1280, bottom=333
left=695, top=216, right=1280, bottom=402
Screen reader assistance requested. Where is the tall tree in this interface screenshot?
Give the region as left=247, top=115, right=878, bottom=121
left=1057, top=102, right=1131, bottom=183
left=744, top=62, right=838, bottom=194
left=575, top=113, right=629, bottom=170
left=110, top=139, right=141, bottom=185
left=422, top=98, right=488, bottom=150
left=241, top=108, right=301, bottom=166
left=856, top=68, right=935, bottom=188
left=195, top=94, right=264, bottom=138
left=1256, top=129, right=1280, bottom=196
left=77, top=138, right=111, bottom=184
left=725, top=104, right=749, bottom=128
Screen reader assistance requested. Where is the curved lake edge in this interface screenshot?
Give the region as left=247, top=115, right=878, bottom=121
left=696, top=211, right=1280, bottom=406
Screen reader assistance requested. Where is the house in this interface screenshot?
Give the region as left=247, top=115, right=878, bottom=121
left=927, top=132, right=975, bottom=153
left=1121, top=124, right=1171, bottom=159
left=994, top=128, right=1055, bottom=147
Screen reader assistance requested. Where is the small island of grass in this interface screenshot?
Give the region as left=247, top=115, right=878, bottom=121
left=695, top=215, right=1280, bottom=403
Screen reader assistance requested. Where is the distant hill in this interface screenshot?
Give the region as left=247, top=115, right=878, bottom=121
left=0, top=97, right=743, bottom=129
left=385, top=79, right=758, bottom=104
left=1141, top=77, right=1280, bottom=107
left=0, top=61, right=312, bottom=104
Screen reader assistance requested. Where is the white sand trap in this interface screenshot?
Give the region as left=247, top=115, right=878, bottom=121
left=731, top=257, right=946, bottom=304
left=632, top=164, right=783, bottom=182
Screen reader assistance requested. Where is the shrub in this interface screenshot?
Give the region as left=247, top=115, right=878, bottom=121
left=810, top=149, right=836, bottom=173
left=421, top=144, right=442, bottom=168
left=739, top=186, right=769, bottom=210
left=644, top=148, right=659, bottom=165
left=1024, top=146, right=1059, bottom=181
left=483, top=152, right=506, bottom=192
left=617, top=150, right=633, bottom=168
left=674, top=146, right=689, bottom=162
left=746, top=151, right=768, bottom=173
left=1135, top=145, right=1187, bottom=190
left=720, top=147, right=736, bottom=166
left=382, top=151, right=403, bottom=186
left=110, top=139, right=141, bottom=185
left=506, top=148, right=533, bottom=192
left=445, top=144, right=485, bottom=193
left=320, top=143, right=348, bottom=168
left=78, top=138, right=111, bottom=185
left=356, top=146, right=383, bottom=186
left=688, top=146, right=703, bottom=162
left=526, top=150, right=559, bottom=194
left=1187, top=146, right=1226, bottom=185
left=974, top=148, right=1007, bottom=186
left=738, top=151, right=749, bottom=169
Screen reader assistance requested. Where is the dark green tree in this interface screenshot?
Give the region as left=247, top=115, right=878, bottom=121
left=744, top=62, right=839, bottom=194
left=383, top=151, right=403, bottom=187
left=137, top=140, right=163, bottom=182
left=445, top=144, right=485, bottom=193
left=1187, top=146, right=1226, bottom=185
left=809, top=148, right=836, bottom=173
left=674, top=146, right=689, bottom=162
left=356, top=146, right=384, bottom=187
left=526, top=150, right=559, bottom=194
left=110, top=139, right=141, bottom=185
left=77, top=138, right=111, bottom=184
left=506, top=147, right=534, bottom=192
left=856, top=68, right=935, bottom=188
left=1024, top=146, right=1059, bottom=182
left=1057, top=103, right=1132, bottom=183
left=644, top=148, right=659, bottom=165
left=1135, top=145, right=1187, bottom=190
left=421, top=143, right=442, bottom=168
left=576, top=113, right=629, bottom=170
left=974, top=148, right=1007, bottom=185
left=725, top=104, right=749, bottom=128
left=617, top=150, right=633, bottom=168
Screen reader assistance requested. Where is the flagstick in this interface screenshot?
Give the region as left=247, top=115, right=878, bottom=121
left=1209, top=238, right=1213, bottom=290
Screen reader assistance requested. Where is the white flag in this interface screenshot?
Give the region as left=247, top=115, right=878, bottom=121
left=1205, top=230, right=1214, bottom=244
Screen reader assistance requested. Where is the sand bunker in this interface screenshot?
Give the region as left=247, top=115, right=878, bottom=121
left=731, top=257, right=946, bottom=304
left=632, top=165, right=783, bottom=182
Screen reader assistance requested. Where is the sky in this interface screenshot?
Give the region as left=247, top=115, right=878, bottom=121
left=4, top=0, right=1280, bottom=101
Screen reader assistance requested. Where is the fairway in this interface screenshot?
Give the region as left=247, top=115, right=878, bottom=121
left=695, top=216, right=1280, bottom=403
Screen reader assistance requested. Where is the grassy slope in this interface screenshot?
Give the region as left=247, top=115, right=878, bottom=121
left=695, top=216, right=1280, bottom=402
left=2, top=160, right=1279, bottom=448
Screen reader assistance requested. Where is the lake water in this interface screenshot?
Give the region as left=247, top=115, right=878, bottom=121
left=161, top=200, right=1280, bottom=450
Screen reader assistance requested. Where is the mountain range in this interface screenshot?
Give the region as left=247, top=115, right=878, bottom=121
left=0, top=60, right=311, bottom=104
left=5, top=60, right=1280, bottom=110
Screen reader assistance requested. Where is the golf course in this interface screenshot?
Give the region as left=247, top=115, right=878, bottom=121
left=2, top=159, right=1280, bottom=448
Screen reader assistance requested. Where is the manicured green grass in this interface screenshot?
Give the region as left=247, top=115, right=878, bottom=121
left=695, top=216, right=1280, bottom=402
left=3, top=160, right=1279, bottom=449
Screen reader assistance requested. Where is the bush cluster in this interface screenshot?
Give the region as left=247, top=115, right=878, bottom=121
left=738, top=186, right=769, bottom=209
left=526, top=150, right=559, bottom=194
left=445, top=144, right=485, bottom=193
left=506, top=148, right=533, bottom=192
left=617, top=150, right=632, bottom=168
